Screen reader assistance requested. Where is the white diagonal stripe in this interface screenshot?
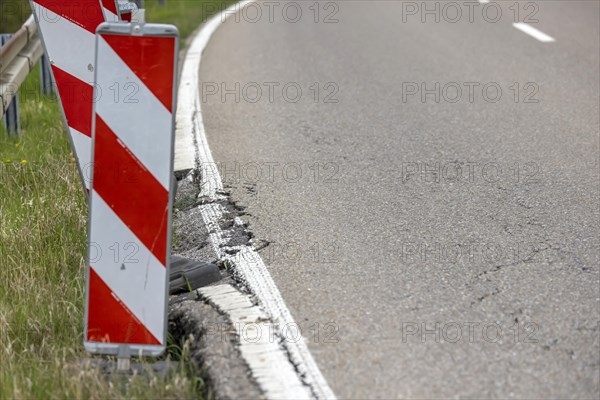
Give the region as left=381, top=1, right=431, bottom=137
left=70, top=127, right=92, bottom=188
left=89, top=191, right=166, bottom=343
left=33, top=3, right=96, bottom=84
left=103, top=9, right=120, bottom=23
left=95, top=36, right=173, bottom=189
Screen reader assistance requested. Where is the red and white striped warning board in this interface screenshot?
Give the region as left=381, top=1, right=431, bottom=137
left=84, top=22, right=179, bottom=355
left=29, top=1, right=124, bottom=191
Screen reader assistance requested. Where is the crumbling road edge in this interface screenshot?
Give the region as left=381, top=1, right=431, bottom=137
left=173, top=1, right=337, bottom=399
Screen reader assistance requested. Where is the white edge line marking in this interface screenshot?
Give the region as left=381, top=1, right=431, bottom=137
left=176, top=2, right=337, bottom=399
left=513, top=22, right=556, bottom=43
left=198, top=284, right=313, bottom=398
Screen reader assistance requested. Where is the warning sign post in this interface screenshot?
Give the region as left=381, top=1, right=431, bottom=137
left=84, top=22, right=179, bottom=357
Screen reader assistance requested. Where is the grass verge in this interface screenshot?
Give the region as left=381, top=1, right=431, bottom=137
left=1, top=1, right=234, bottom=398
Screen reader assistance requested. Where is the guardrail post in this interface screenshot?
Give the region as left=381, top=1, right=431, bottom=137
left=2, top=92, right=20, bottom=136
left=1, top=33, right=20, bottom=136
left=39, top=54, right=54, bottom=97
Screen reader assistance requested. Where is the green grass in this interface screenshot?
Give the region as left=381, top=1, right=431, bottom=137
left=146, top=0, right=234, bottom=39
left=1, top=1, right=234, bottom=398
left=0, top=63, right=200, bottom=400
left=0, top=0, right=30, bottom=33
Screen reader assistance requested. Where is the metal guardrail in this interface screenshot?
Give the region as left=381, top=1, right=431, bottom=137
left=0, top=15, right=46, bottom=135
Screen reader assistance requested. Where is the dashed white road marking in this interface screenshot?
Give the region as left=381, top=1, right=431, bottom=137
left=176, top=2, right=337, bottom=399
left=513, top=22, right=556, bottom=42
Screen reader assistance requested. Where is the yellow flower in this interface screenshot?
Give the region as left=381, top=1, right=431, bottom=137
left=21, top=160, right=27, bottom=164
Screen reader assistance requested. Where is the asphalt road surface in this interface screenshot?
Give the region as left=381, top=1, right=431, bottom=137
left=199, top=1, right=600, bottom=398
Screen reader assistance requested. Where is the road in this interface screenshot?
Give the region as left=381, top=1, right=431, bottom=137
left=198, top=1, right=600, bottom=398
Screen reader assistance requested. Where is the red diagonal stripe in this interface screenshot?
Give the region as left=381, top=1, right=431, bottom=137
left=87, top=268, right=160, bottom=345
left=102, top=34, right=175, bottom=112
left=101, top=0, right=117, bottom=14
left=93, top=116, right=169, bottom=265
left=34, top=0, right=105, bottom=34
left=52, top=66, right=93, bottom=137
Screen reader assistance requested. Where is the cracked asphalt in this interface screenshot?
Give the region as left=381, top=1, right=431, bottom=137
left=196, top=1, right=600, bottom=398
